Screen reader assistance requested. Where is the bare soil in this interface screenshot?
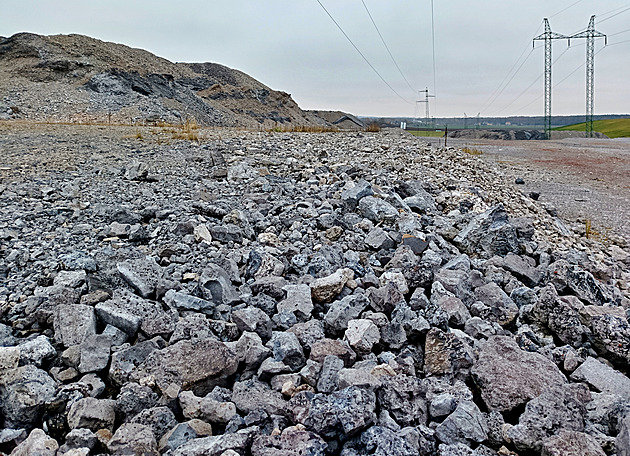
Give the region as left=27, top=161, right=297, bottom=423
left=443, top=136, right=630, bottom=244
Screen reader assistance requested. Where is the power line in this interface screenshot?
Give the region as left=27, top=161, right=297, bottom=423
left=360, top=0, right=417, bottom=95
left=550, top=0, right=585, bottom=18
left=314, top=0, right=413, bottom=104
left=598, top=5, right=630, bottom=23
left=430, top=0, right=437, bottom=115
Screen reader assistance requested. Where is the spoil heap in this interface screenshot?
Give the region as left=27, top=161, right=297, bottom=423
left=1, top=125, right=629, bottom=456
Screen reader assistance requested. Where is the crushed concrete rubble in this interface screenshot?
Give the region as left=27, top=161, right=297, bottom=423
left=1, top=124, right=629, bottom=456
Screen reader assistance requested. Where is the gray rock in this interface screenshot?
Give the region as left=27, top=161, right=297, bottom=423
left=454, top=204, right=519, bottom=257
left=232, top=307, right=273, bottom=341
left=430, top=393, right=458, bottom=418
left=404, top=190, right=436, bottom=213
left=164, top=289, right=215, bottom=314
left=324, top=293, right=370, bottom=335
left=107, top=423, right=159, bottom=456
left=343, top=425, right=420, bottom=456
left=102, top=324, right=128, bottom=346
left=317, top=355, right=344, bottom=393
left=78, top=334, right=112, bottom=373
left=292, top=386, right=377, bottom=438
left=179, top=390, right=237, bottom=424
left=424, top=328, right=475, bottom=377
left=53, top=270, right=87, bottom=288
left=117, top=256, right=162, bottom=298
left=589, top=314, right=630, bottom=364
left=377, top=374, right=427, bottom=427
left=170, top=428, right=252, bottom=456
left=472, top=336, right=566, bottom=412
left=159, top=421, right=202, bottom=454
left=17, top=335, right=56, bottom=367
left=365, top=227, right=396, bottom=251
left=232, top=379, right=287, bottom=416
left=130, top=406, right=178, bottom=440
left=338, top=367, right=382, bottom=391
left=570, top=356, right=630, bottom=399
left=0, top=365, right=56, bottom=428
left=67, top=397, right=116, bottom=432
left=54, top=304, right=97, bottom=347
left=170, top=314, right=215, bottom=344
left=473, top=282, right=519, bottom=326
left=131, top=338, right=238, bottom=395
left=502, top=253, right=542, bottom=287
left=59, top=428, right=97, bottom=453
left=95, top=300, right=142, bottom=336
left=342, top=179, right=374, bottom=209
left=288, top=320, right=325, bottom=351
left=567, top=268, right=612, bottom=306
left=198, top=264, right=240, bottom=305
left=108, top=338, right=162, bottom=386
left=434, top=268, right=474, bottom=306
left=506, top=383, right=588, bottom=452
left=209, top=224, right=244, bottom=243
left=310, top=268, right=354, bottom=303
left=358, top=196, right=399, bottom=223
left=266, top=331, right=305, bottom=372
left=116, top=382, right=159, bottom=422
left=541, top=430, right=606, bottom=456
left=79, top=373, right=106, bottom=398
left=231, top=331, right=271, bottom=375
left=435, top=401, right=488, bottom=445
left=106, top=290, right=177, bottom=339
left=278, top=284, right=314, bottom=321
left=344, top=319, right=380, bottom=355
left=252, top=428, right=326, bottom=456
left=309, top=338, right=357, bottom=367
left=59, top=251, right=98, bottom=272
left=617, top=415, right=630, bottom=456
left=9, top=428, right=58, bottom=456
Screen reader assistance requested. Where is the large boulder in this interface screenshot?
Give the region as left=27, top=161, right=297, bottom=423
left=471, top=336, right=566, bottom=412
left=454, top=204, right=519, bottom=257
left=0, top=365, right=57, bottom=429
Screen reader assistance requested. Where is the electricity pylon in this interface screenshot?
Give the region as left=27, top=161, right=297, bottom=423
left=569, top=16, right=606, bottom=138
left=416, top=88, right=435, bottom=128
left=533, top=19, right=569, bottom=140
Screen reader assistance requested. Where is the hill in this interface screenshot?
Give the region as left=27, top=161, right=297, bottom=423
left=553, top=117, right=630, bottom=138
left=0, top=33, right=325, bottom=128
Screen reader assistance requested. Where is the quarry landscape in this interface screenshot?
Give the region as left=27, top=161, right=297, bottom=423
left=1, top=31, right=630, bottom=456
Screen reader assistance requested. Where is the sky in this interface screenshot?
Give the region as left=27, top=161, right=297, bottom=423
left=1, top=0, right=629, bottom=118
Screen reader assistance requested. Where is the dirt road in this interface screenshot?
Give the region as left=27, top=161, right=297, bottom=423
left=442, top=136, right=630, bottom=244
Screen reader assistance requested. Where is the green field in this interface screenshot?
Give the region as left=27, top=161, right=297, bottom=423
left=407, top=129, right=446, bottom=138
left=553, top=118, right=630, bottom=138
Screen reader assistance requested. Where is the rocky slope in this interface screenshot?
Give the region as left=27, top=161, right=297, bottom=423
left=0, top=33, right=325, bottom=128
left=0, top=123, right=629, bottom=456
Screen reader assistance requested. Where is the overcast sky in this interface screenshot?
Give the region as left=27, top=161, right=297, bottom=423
left=1, top=0, right=629, bottom=118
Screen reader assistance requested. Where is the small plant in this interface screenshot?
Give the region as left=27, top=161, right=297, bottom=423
left=462, top=147, right=483, bottom=156
left=585, top=219, right=592, bottom=239
left=366, top=123, right=381, bottom=133
left=171, top=118, right=199, bottom=141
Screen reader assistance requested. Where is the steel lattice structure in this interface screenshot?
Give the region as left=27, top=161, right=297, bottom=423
left=570, top=16, right=607, bottom=138
left=534, top=19, right=569, bottom=140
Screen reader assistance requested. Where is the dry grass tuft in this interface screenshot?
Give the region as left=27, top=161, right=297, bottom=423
left=365, top=123, right=381, bottom=133
left=171, top=119, right=199, bottom=141
left=462, top=147, right=483, bottom=156
left=268, top=125, right=340, bottom=133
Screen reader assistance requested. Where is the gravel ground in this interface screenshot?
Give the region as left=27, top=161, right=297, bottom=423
left=440, top=136, right=630, bottom=245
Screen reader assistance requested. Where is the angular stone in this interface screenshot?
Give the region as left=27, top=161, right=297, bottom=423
left=179, top=390, right=237, bottom=425
left=131, top=338, right=238, bottom=395
left=435, top=401, right=488, bottom=445
left=107, top=423, right=158, bottom=456
left=198, top=264, right=240, bottom=305
left=79, top=334, right=112, bottom=373
left=365, top=227, right=396, bottom=251
left=344, top=319, right=380, bottom=355
left=617, top=415, right=630, bottom=456
left=232, top=307, right=273, bottom=341
left=358, top=196, right=399, bottom=223
left=252, top=427, right=326, bottom=456
left=266, top=331, right=305, bottom=372
left=232, top=379, right=287, bottom=416
left=472, top=336, right=567, bottom=412
left=116, top=382, right=159, bottom=422
left=159, top=421, right=203, bottom=454
left=95, top=300, right=142, bottom=336
left=324, top=293, right=370, bottom=334
left=454, top=204, right=519, bottom=257
left=0, top=365, right=56, bottom=428
left=404, top=190, right=436, bottom=213
left=309, top=338, right=356, bottom=367
left=310, top=268, right=354, bottom=303
left=379, top=270, right=409, bottom=294
left=473, top=282, right=519, bottom=326
left=164, top=289, right=215, bottom=314
left=170, top=429, right=251, bottom=456
left=541, top=430, right=606, bottom=456
left=109, top=338, right=162, bottom=386
left=54, top=304, right=97, bottom=347
left=570, top=357, right=630, bottom=399
left=424, top=328, right=475, bottom=377
left=0, top=346, right=19, bottom=370
left=117, top=256, right=162, bottom=298
left=342, top=179, right=374, bottom=209
left=567, top=268, right=613, bottom=306
left=67, top=397, right=116, bottom=432
left=17, top=335, right=56, bottom=367
left=288, top=320, right=325, bottom=351
left=10, top=429, right=58, bottom=456
left=278, top=284, right=314, bottom=321
left=130, top=406, right=178, bottom=441
left=53, top=270, right=87, bottom=288
left=502, top=253, right=542, bottom=287
left=317, top=355, right=344, bottom=393
left=377, top=374, right=427, bottom=427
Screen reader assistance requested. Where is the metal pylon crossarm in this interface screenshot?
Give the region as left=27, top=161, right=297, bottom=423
left=533, top=18, right=570, bottom=140
left=569, top=15, right=607, bottom=138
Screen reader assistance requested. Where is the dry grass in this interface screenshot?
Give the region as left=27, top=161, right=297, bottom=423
left=462, top=147, right=483, bottom=156
left=268, top=125, right=340, bottom=133
left=170, top=119, right=199, bottom=141
left=365, top=123, right=381, bottom=133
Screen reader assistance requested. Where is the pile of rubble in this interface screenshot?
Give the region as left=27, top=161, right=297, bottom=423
left=0, top=125, right=629, bottom=456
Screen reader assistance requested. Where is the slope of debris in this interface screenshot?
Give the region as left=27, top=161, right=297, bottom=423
left=1, top=124, right=629, bottom=456
left=0, top=33, right=325, bottom=128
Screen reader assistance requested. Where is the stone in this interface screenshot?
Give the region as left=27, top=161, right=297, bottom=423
left=232, top=307, right=273, bottom=341
left=0, top=365, right=56, bottom=428
left=170, top=429, right=252, bottom=456
left=117, top=256, right=162, bottom=298
left=472, top=281, right=518, bottom=326
left=131, top=338, right=238, bottom=395
left=278, top=284, right=314, bottom=321
left=310, top=338, right=357, bottom=367
left=379, top=270, right=409, bottom=294
left=541, top=430, right=606, bottom=456
left=454, top=204, right=519, bottom=257
left=107, top=423, right=159, bottom=456
left=358, top=196, right=399, bottom=223
left=78, top=334, right=112, bottom=373
left=108, top=338, right=162, bottom=386
left=288, top=320, right=325, bottom=351
left=316, top=355, right=344, bottom=393
left=17, top=335, right=56, bottom=367
left=589, top=314, right=630, bottom=364
left=472, top=336, right=566, bottom=412
left=130, top=406, right=178, bottom=441
left=344, top=319, right=380, bottom=355
left=324, top=293, right=370, bottom=335
left=570, top=356, right=630, bottom=399
left=344, top=425, right=421, bottom=456
left=377, top=374, right=427, bottom=427
left=567, top=268, right=612, bottom=306
left=365, top=227, right=396, bottom=251
left=54, top=270, right=87, bottom=288
left=67, top=397, right=116, bottom=432
left=0, top=346, right=19, bottom=369
left=404, top=190, right=436, bottom=213
left=251, top=427, right=326, bottom=456
left=342, top=179, right=374, bottom=209
left=198, top=264, right=240, bottom=305
left=60, top=428, right=98, bottom=453
left=435, top=401, right=488, bottom=445
left=10, top=429, right=58, bottom=456
left=502, top=253, right=542, bottom=287
left=310, top=268, right=354, bottom=303
left=338, top=367, right=382, bottom=391
left=424, top=328, right=475, bottom=377
left=159, top=421, right=203, bottom=454
left=617, top=415, right=630, bottom=456
left=54, top=304, right=97, bottom=347
left=164, top=289, right=215, bottom=314
left=179, top=390, right=237, bottom=424
left=95, top=300, right=142, bottom=336
left=291, top=386, right=377, bottom=438
left=232, top=379, right=287, bottom=416
left=506, top=384, right=588, bottom=453
left=116, top=382, right=159, bottom=422
left=267, top=331, right=305, bottom=372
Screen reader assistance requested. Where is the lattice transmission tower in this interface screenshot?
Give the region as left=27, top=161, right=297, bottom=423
left=569, top=16, right=606, bottom=138
left=533, top=19, right=569, bottom=140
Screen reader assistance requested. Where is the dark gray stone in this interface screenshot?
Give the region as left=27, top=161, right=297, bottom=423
left=541, top=430, right=606, bottom=456
left=67, top=397, right=116, bottom=432
left=0, top=365, right=56, bottom=429
left=117, top=256, right=162, bottom=298
left=232, top=306, right=273, bottom=341
left=317, top=355, right=344, bottom=393
left=54, top=304, right=97, bottom=347
left=358, top=196, right=399, bottom=224
left=116, top=382, right=159, bottom=422
left=107, top=423, right=159, bottom=456
left=164, top=289, right=215, bottom=314
left=131, top=406, right=178, bottom=440
left=251, top=427, right=327, bottom=456
left=454, top=204, right=519, bottom=257
left=570, top=356, right=630, bottom=399
left=377, top=374, right=428, bottom=427
left=472, top=282, right=519, bottom=326
left=435, top=401, right=488, bottom=445
left=342, top=179, right=374, bottom=209
left=267, top=331, right=305, bottom=372
left=78, top=334, right=112, bottom=373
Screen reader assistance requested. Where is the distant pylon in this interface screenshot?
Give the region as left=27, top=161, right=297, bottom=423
left=534, top=19, right=569, bottom=140
left=569, top=16, right=606, bottom=138
left=416, top=88, right=435, bottom=127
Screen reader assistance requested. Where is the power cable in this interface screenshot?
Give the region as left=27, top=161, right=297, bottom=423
left=360, top=0, right=417, bottom=95
left=314, top=0, right=413, bottom=104
left=430, top=0, right=437, bottom=115
left=549, top=0, right=585, bottom=18
left=598, top=5, right=630, bottom=23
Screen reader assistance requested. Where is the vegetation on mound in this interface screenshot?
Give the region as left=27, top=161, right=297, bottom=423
left=406, top=129, right=445, bottom=138
left=553, top=117, right=630, bottom=138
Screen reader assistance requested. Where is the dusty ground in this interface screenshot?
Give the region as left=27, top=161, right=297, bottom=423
left=440, top=136, right=630, bottom=245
